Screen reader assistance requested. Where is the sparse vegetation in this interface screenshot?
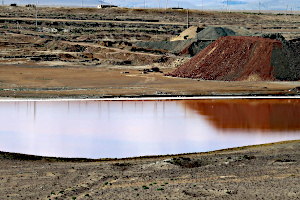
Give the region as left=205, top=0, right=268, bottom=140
left=142, top=186, right=149, bottom=189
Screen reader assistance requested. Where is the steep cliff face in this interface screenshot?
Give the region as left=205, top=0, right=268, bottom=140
left=167, top=36, right=293, bottom=81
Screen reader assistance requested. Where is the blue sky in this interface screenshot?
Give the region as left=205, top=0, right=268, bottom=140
left=2, top=0, right=299, bottom=10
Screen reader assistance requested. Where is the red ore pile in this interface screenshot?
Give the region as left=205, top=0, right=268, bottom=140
left=167, top=36, right=283, bottom=81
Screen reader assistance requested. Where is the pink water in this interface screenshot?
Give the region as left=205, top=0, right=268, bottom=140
left=0, top=99, right=299, bottom=158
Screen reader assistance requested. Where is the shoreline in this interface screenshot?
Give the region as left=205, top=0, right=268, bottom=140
left=0, top=95, right=300, bottom=101
left=1, top=140, right=299, bottom=162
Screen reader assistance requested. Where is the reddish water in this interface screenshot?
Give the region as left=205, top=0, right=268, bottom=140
left=0, top=99, right=299, bottom=158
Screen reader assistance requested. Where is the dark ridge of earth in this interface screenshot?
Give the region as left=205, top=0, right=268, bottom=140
left=133, top=27, right=238, bottom=55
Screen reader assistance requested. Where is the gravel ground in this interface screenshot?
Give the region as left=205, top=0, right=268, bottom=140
left=0, top=140, right=299, bottom=199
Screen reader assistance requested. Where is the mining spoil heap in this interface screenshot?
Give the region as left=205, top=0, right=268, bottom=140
left=167, top=36, right=290, bottom=81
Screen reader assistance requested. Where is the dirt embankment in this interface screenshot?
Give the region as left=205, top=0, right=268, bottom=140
left=167, top=36, right=292, bottom=81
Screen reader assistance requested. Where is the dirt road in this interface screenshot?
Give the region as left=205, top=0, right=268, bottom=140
left=0, top=17, right=186, bottom=25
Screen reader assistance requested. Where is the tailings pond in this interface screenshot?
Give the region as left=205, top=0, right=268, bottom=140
left=1, top=99, right=300, bottom=159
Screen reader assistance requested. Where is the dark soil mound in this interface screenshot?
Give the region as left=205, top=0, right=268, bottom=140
left=134, top=27, right=237, bottom=55
left=194, top=27, right=236, bottom=40
left=178, top=40, right=213, bottom=56
left=134, top=39, right=195, bottom=54
left=167, top=36, right=286, bottom=81
left=279, top=40, right=300, bottom=80
left=259, top=33, right=300, bottom=80
left=178, top=27, right=238, bottom=56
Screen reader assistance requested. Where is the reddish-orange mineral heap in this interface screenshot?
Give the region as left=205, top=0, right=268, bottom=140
left=167, top=36, right=283, bottom=81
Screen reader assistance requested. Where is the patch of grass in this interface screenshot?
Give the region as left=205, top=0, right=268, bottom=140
left=142, top=185, right=149, bottom=189
left=104, top=182, right=108, bottom=185
left=134, top=188, right=138, bottom=190
left=35, top=77, right=52, bottom=81
left=193, top=185, right=196, bottom=187
left=114, top=162, right=131, bottom=167
left=72, top=197, right=76, bottom=200
left=84, top=194, right=89, bottom=197
left=157, top=188, right=164, bottom=191
left=51, top=191, right=55, bottom=195
left=274, top=158, right=295, bottom=162
left=243, top=155, right=255, bottom=160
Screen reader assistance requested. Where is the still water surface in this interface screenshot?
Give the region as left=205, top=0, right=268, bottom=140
left=0, top=99, right=299, bottom=158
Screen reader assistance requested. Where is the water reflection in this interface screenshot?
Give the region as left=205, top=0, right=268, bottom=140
left=0, top=99, right=299, bottom=159
left=183, top=99, right=300, bottom=132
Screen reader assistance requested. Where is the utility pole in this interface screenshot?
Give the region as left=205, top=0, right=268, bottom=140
left=187, top=9, right=189, bottom=29
left=81, top=0, right=83, bottom=7
left=2, top=0, right=4, bottom=6
left=158, top=0, right=160, bottom=9
left=286, top=5, right=288, bottom=17
left=226, top=0, right=228, bottom=12
left=202, top=0, right=203, bottom=11
left=165, top=0, right=167, bottom=10
left=35, top=0, right=39, bottom=30
left=259, top=2, right=260, bottom=14
left=144, top=0, right=145, bottom=8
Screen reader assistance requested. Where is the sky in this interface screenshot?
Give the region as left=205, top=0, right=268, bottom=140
left=2, top=0, right=299, bottom=11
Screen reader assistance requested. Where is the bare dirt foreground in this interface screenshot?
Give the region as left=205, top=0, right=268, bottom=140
left=0, top=140, right=299, bottom=199
left=1, top=64, right=300, bottom=98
